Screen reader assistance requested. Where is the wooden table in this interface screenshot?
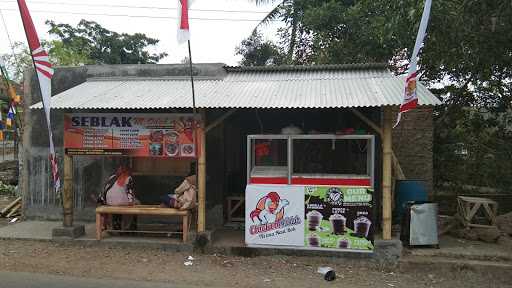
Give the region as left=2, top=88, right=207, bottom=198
left=457, top=196, right=498, bottom=228
left=96, top=205, right=191, bottom=242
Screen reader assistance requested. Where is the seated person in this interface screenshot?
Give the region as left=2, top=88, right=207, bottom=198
left=161, top=174, right=197, bottom=210
left=98, top=164, right=139, bottom=230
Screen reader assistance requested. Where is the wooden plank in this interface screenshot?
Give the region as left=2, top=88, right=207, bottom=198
left=5, top=203, right=21, bottom=218
left=96, top=212, right=102, bottom=240
left=482, top=203, right=497, bottom=225
left=183, top=214, right=189, bottom=242
left=382, top=107, right=393, bottom=240
left=96, top=206, right=190, bottom=216
left=63, top=154, right=74, bottom=227
left=466, top=202, right=481, bottom=221
left=205, top=109, right=237, bottom=133
left=1, top=197, right=21, bottom=216
left=132, top=158, right=190, bottom=176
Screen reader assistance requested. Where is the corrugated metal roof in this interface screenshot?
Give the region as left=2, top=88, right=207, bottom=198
left=31, top=65, right=441, bottom=109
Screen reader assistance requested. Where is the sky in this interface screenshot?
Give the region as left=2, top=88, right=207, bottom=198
left=0, top=0, right=279, bottom=66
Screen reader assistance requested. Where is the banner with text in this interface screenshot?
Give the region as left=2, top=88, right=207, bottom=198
left=64, top=113, right=200, bottom=157
left=305, top=186, right=374, bottom=251
left=245, top=184, right=304, bottom=246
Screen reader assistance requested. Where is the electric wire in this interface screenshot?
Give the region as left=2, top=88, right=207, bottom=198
left=0, top=8, right=270, bottom=22
left=0, top=1, right=272, bottom=14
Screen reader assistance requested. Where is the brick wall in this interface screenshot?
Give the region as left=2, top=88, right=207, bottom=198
left=391, top=106, right=434, bottom=196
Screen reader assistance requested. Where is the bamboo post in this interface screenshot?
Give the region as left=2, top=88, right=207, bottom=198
left=63, top=154, right=73, bottom=227
left=382, top=107, right=393, bottom=240
left=197, top=110, right=206, bottom=232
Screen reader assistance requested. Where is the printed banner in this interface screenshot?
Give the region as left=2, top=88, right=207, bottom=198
left=245, top=184, right=304, bottom=246
left=64, top=113, right=200, bottom=157
left=305, top=186, right=374, bottom=251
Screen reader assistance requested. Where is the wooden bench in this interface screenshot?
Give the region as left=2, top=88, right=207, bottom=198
left=457, top=196, right=498, bottom=228
left=96, top=205, right=191, bottom=242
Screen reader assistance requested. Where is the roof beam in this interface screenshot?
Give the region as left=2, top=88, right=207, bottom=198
left=350, top=108, right=405, bottom=180
left=205, top=109, right=237, bottom=134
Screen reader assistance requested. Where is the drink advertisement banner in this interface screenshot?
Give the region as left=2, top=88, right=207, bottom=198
left=305, top=186, right=374, bottom=251
left=245, top=185, right=304, bottom=246
left=64, top=113, right=201, bottom=157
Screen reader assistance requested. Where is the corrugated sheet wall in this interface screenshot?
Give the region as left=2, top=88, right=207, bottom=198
left=25, top=156, right=96, bottom=210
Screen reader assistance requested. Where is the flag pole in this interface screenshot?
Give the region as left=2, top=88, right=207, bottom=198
left=186, top=39, right=200, bottom=189
left=187, top=40, right=197, bottom=115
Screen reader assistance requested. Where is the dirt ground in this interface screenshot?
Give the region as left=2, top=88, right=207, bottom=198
left=0, top=239, right=510, bottom=288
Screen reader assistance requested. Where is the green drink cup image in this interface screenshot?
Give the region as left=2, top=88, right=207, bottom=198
left=307, top=210, right=322, bottom=231
left=308, top=233, right=320, bottom=247
left=354, top=216, right=371, bottom=238
left=329, top=214, right=346, bottom=235
left=338, top=238, right=350, bottom=249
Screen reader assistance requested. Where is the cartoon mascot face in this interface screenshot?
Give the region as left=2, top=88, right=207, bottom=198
left=250, top=192, right=289, bottom=225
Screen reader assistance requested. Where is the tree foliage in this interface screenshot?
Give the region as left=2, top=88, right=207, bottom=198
left=0, top=20, right=168, bottom=82
left=235, top=32, right=285, bottom=66
left=242, top=0, right=512, bottom=190
left=46, top=19, right=167, bottom=65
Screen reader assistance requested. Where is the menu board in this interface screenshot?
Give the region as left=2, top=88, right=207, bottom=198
left=64, top=113, right=201, bottom=157
left=304, top=186, right=374, bottom=251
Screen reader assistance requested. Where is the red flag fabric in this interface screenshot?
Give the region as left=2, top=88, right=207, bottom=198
left=177, top=0, right=193, bottom=44
left=17, top=0, right=60, bottom=192
left=394, top=0, right=432, bottom=128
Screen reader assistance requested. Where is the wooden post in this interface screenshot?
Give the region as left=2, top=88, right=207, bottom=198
left=198, top=110, right=206, bottom=232
left=382, top=107, right=393, bottom=240
left=63, top=154, right=73, bottom=227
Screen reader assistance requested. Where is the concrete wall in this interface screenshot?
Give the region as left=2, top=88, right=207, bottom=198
left=391, top=106, right=434, bottom=196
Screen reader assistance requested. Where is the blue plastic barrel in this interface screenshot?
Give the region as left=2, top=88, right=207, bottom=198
left=395, top=180, right=428, bottom=222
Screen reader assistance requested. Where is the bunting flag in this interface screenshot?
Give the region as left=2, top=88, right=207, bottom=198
left=0, top=56, right=10, bottom=135
left=17, top=0, right=60, bottom=192
left=394, top=0, right=432, bottom=128
left=177, top=0, right=193, bottom=44
left=6, top=104, right=15, bottom=128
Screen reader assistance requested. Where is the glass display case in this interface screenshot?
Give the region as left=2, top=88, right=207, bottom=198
left=247, top=135, right=375, bottom=187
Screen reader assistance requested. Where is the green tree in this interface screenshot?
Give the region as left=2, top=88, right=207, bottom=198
left=235, top=32, right=285, bottom=66
left=249, top=0, right=308, bottom=64
left=244, top=0, right=512, bottom=191
left=46, top=19, right=167, bottom=64
left=0, top=41, right=33, bottom=82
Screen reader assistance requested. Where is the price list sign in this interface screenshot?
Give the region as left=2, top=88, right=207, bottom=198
left=64, top=113, right=201, bottom=158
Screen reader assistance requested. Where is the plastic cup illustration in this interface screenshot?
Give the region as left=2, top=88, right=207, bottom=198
left=308, top=233, right=320, bottom=247
left=338, top=239, right=350, bottom=249
left=354, top=216, right=371, bottom=238
left=329, top=214, right=346, bottom=235
left=306, top=210, right=323, bottom=231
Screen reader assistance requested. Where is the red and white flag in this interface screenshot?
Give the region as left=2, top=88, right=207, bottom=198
left=177, top=0, right=193, bottom=44
left=394, top=0, right=432, bottom=128
left=17, top=0, right=60, bottom=192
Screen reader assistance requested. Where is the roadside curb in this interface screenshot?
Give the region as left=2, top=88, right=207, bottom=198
left=400, top=255, right=512, bottom=273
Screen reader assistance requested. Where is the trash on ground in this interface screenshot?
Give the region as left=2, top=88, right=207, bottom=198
left=184, top=261, right=193, bottom=266
left=317, top=266, right=336, bottom=281
left=187, top=256, right=195, bottom=261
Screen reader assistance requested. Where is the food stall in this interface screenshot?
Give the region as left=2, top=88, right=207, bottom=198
left=62, top=113, right=203, bottom=231
left=245, top=134, right=375, bottom=252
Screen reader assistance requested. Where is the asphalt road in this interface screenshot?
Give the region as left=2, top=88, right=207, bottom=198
left=0, top=271, right=194, bottom=288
